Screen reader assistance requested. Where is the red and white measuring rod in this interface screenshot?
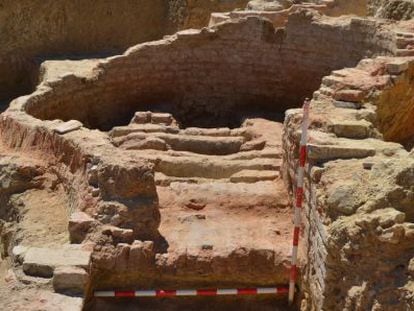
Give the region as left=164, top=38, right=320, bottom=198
left=95, top=287, right=289, bottom=298
left=288, top=98, right=311, bottom=304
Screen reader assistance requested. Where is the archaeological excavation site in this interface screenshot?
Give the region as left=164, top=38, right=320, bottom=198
left=1, top=0, right=414, bottom=310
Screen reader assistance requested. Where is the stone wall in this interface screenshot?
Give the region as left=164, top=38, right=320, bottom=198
left=24, top=11, right=396, bottom=131
left=324, top=0, right=368, bottom=17
left=169, top=0, right=249, bottom=29
left=0, top=0, right=248, bottom=103
left=0, top=105, right=161, bottom=241
left=282, top=56, right=414, bottom=310
left=0, top=0, right=167, bottom=102
left=368, top=0, right=414, bottom=20
left=209, top=3, right=330, bottom=28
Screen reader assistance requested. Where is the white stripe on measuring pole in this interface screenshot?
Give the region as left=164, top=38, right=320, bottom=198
left=294, top=207, right=301, bottom=226
left=136, top=290, right=157, bottom=297
left=176, top=289, right=197, bottom=296
left=217, top=289, right=238, bottom=295
left=291, top=246, right=298, bottom=265
left=300, top=103, right=310, bottom=145
left=297, top=168, right=304, bottom=188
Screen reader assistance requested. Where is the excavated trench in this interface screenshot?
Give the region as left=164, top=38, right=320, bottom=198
left=2, top=7, right=414, bottom=311
left=13, top=16, right=317, bottom=310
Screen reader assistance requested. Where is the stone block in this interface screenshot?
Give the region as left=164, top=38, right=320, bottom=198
left=350, top=17, right=376, bottom=29
left=240, top=139, right=266, bottom=152
left=131, top=111, right=151, bottom=124
left=230, top=170, right=279, bottom=183
left=386, top=59, right=409, bottom=75
left=12, top=245, right=29, bottom=264
left=102, top=225, right=134, bottom=243
left=128, top=240, right=155, bottom=268
left=396, top=49, right=414, bottom=57
left=396, top=31, right=414, bottom=38
left=69, top=212, right=96, bottom=244
left=53, top=266, right=88, bottom=295
left=23, top=247, right=91, bottom=278
left=151, top=113, right=174, bottom=125
left=54, top=120, right=83, bottom=134
left=333, top=100, right=362, bottom=109
left=121, top=137, right=168, bottom=151
left=333, top=90, right=365, bottom=103
left=307, top=144, right=376, bottom=161
left=331, top=120, right=371, bottom=139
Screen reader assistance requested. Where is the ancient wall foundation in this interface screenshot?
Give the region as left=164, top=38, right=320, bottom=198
left=1, top=4, right=414, bottom=311
left=0, top=0, right=248, bottom=104
left=283, top=56, right=414, bottom=310
left=23, top=11, right=397, bottom=132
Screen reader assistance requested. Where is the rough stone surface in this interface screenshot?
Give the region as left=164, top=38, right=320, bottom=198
left=0, top=0, right=249, bottom=103
left=230, top=170, right=280, bottom=183
left=23, top=247, right=91, bottom=278
left=283, top=55, right=414, bottom=310
left=369, top=0, right=414, bottom=20
left=22, top=13, right=397, bottom=131
left=68, top=212, right=96, bottom=244
left=53, top=266, right=88, bottom=295
left=1, top=5, right=414, bottom=311
left=53, top=120, right=83, bottom=135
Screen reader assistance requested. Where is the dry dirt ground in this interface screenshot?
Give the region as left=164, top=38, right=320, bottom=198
left=0, top=145, right=80, bottom=310
left=14, top=187, right=69, bottom=248
left=1, top=1, right=414, bottom=310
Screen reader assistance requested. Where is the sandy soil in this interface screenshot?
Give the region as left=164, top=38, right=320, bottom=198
left=14, top=186, right=69, bottom=248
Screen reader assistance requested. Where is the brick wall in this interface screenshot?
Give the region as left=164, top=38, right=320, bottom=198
left=25, top=10, right=396, bottom=130
left=282, top=109, right=330, bottom=310
left=0, top=0, right=169, bottom=103
left=282, top=55, right=414, bottom=310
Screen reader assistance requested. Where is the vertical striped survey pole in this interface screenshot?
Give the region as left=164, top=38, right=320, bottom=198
left=288, top=98, right=310, bottom=304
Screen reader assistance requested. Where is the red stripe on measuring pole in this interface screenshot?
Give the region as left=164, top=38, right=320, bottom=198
left=295, top=187, right=304, bottom=207
left=288, top=98, right=311, bottom=305
left=237, top=288, right=257, bottom=295
left=197, top=289, right=217, bottom=296
left=277, top=287, right=289, bottom=294
left=299, top=145, right=307, bottom=167
left=157, top=290, right=177, bottom=297
left=95, top=287, right=289, bottom=298
left=293, top=227, right=300, bottom=246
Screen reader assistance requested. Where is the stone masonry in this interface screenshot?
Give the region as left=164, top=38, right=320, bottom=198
left=1, top=4, right=414, bottom=311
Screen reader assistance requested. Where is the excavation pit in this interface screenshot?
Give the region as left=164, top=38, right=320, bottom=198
left=1, top=7, right=414, bottom=311
left=23, top=10, right=401, bottom=132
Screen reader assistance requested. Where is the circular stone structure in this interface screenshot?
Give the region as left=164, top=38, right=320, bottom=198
left=0, top=6, right=414, bottom=311
left=22, top=12, right=399, bottom=131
